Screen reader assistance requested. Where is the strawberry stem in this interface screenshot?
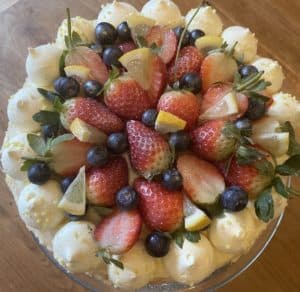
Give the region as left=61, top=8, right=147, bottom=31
left=234, top=71, right=264, bottom=92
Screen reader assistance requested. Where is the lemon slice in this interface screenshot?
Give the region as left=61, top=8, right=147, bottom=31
left=127, top=13, right=155, bottom=39
left=155, top=111, right=187, bottom=134
left=70, top=118, right=107, bottom=145
left=119, top=48, right=153, bottom=90
left=58, top=166, right=86, bottom=215
left=64, top=65, right=90, bottom=80
left=195, top=36, right=223, bottom=54
left=199, top=92, right=239, bottom=120
left=184, top=197, right=211, bottom=232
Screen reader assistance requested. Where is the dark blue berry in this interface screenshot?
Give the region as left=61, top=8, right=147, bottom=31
left=83, top=80, right=103, bottom=98
left=235, top=118, right=252, bottom=137
left=102, top=47, right=123, bottom=67
left=162, top=169, right=183, bottom=191
left=145, top=231, right=171, bottom=257
left=95, top=22, right=118, bottom=45
left=107, top=132, right=128, bottom=154
left=54, top=77, right=80, bottom=99
left=142, top=109, right=158, bottom=127
left=179, top=72, right=202, bottom=94
left=245, top=98, right=266, bottom=120
left=168, top=131, right=190, bottom=151
left=116, top=186, right=138, bottom=210
left=60, top=176, right=75, bottom=193
left=117, top=21, right=132, bottom=41
left=239, top=65, right=259, bottom=78
left=41, top=124, right=59, bottom=138
left=87, top=146, right=108, bottom=167
left=221, top=186, right=248, bottom=212
left=28, top=162, right=51, bottom=185
left=173, top=27, right=191, bottom=47
left=190, top=29, right=205, bottom=45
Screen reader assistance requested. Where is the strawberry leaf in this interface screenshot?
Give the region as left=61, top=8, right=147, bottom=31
left=32, top=111, right=60, bottom=126
left=27, top=134, right=47, bottom=156
left=255, top=187, right=274, bottom=223
left=222, top=122, right=241, bottom=140
left=276, top=155, right=300, bottom=176
left=280, top=121, right=300, bottom=156
left=236, top=145, right=266, bottom=165
left=184, top=231, right=201, bottom=243
left=272, top=176, right=289, bottom=198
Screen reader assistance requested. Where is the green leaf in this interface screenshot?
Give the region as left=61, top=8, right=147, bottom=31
left=59, top=50, right=68, bottom=76
left=254, top=159, right=274, bottom=176
left=222, top=122, right=241, bottom=140
left=27, top=134, right=47, bottom=156
left=276, top=155, right=300, bottom=176
left=110, top=258, right=124, bottom=270
left=236, top=145, right=265, bottom=165
left=280, top=121, right=300, bottom=156
left=32, top=111, right=60, bottom=126
left=255, top=187, right=274, bottom=223
left=272, top=176, right=289, bottom=198
left=91, top=206, right=113, bottom=216
left=47, top=134, right=74, bottom=149
left=96, top=249, right=124, bottom=270
left=71, top=31, right=83, bottom=46
left=136, top=35, right=148, bottom=48
left=234, top=71, right=270, bottom=93
left=247, top=91, right=270, bottom=103
left=149, top=42, right=162, bottom=54
left=184, top=231, right=201, bottom=243
left=20, top=159, right=40, bottom=171
left=37, top=88, right=64, bottom=103
left=172, top=229, right=184, bottom=248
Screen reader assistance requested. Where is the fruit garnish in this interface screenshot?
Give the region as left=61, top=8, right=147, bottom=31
left=195, top=36, right=223, bottom=54
left=70, top=118, right=107, bottom=145
left=154, top=110, right=187, bottom=134
left=96, top=249, right=124, bottom=270
left=58, top=166, right=86, bottom=215
left=64, top=65, right=90, bottom=80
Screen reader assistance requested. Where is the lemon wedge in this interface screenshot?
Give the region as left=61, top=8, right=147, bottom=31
left=70, top=118, right=107, bottom=145
left=195, top=36, right=223, bottom=54
left=64, top=65, right=90, bottom=80
left=199, top=91, right=239, bottom=120
left=119, top=48, right=153, bottom=90
left=155, top=111, right=187, bottom=134
left=58, top=166, right=86, bottom=215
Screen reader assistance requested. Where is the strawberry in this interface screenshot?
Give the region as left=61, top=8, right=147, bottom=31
left=104, top=76, right=151, bottom=120
left=201, top=52, right=238, bottom=92
left=157, top=90, right=201, bottom=130
left=50, top=139, right=91, bottom=176
left=191, top=120, right=237, bottom=161
left=126, top=120, right=172, bottom=179
left=134, top=178, right=183, bottom=232
left=167, top=46, right=204, bottom=84
left=177, top=154, right=225, bottom=205
left=145, top=26, right=177, bottom=64
left=65, top=46, right=108, bottom=85
left=199, top=83, right=248, bottom=120
left=118, top=41, right=137, bottom=54
left=61, top=98, right=124, bottom=134
left=148, top=55, right=167, bottom=106
left=225, top=156, right=274, bottom=199
left=86, top=157, right=129, bottom=206
left=94, top=209, right=142, bottom=254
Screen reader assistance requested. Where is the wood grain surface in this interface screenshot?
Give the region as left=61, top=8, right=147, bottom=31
left=0, top=0, right=300, bottom=291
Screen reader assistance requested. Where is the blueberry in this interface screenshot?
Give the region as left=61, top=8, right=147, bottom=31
left=145, top=231, right=171, bottom=257
left=190, top=29, right=205, bottom=45
left=173, top=27, right=190, bottom=47
left=66, top=213, right=85, bottom=221
left=54, top=77, right=80, bottom=99
left=87, top=146, right=108, bottom=167
left=95, top=22, right=118, bottom=45
left=168, top=131, right=190, bottom=151
left=245, top=98, right=266, bottom=120
left=107, top=132, right=128, bottom=154
left=239, top=65, right=259, bottom=78
left=117, top=21, right=132, bottom=41
left=116, top=186, right=138, bottom=210
left=235, top=118, right=252, bottom=137
left=220, top=186, right=248, bottom=212
left=102, top=47, right=123, bottom=67
left=179, top=72, right=202, bottom=94
left=83, top=80, right=103, bottom=99
left=142, top=109, right=158, bottom=127
left=60, top=176, right=75, bottom=193
left=28, top=162, right=51, bottom=185
left=41, top=124, right=59, bottom=138
left=90, top=43, right=103, bottom=56
left=162, top=169, right=183, bottom=191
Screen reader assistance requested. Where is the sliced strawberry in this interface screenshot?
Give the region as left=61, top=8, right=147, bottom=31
left=94, top=209, right=142, bottom=254
left=50, top=139, right=91, bottom=176
left=191, top=120, right=237, bottom=161
left=126, top=120, right=172, bottom=179
left=86, top=157, right=129, bottom=206
left=167, top=46, right=204, bottom=85
left=65, top=46, right=108, bottom=85
left=145, top=26, right=177, bottom=64
left=201, top=52, right=238, bottom=92
left=157, top=90, right=201, bottom=130
left=134, top=178, right=183, bottom=232
left=177, top=154, right=225, bottom=205
left=118, top=41, right=137, bottom=54
left=104, top=76, right=151, bottom=120
left=61, top=98, right=124, bottom=134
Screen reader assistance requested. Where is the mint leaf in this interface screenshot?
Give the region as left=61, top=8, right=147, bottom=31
left=276, top=155, right=300, bottom=176
left=171, top=229, right=184, bottom=248
left=254, top=159, right=274, bottom=176
left=247, top=91, right=270, bottom=103
left=96, top=249, right=124, bottom=270
left=184, top=231, right=201, bottom=243
left=255, top=187, right=274, bottom=223
left=32, top=111, right=60, bottom=126
left=236, top=145, right=265, bottom=165
left=110, top=258, right=124, bottom=270
left=37, top=88, right=64, bottom=104
left=222, top=122, right=241, bottom=140
left=47, top=134, right=74, bottom=149
left=20, top=159, right=40, bottom=171
left=59, top=50, right=68, bottom=76
left=280, top=121, right=300, bottom=156
left=272, top=176, right=289, bottom=198
left=27, top=134, right=47, bottom=156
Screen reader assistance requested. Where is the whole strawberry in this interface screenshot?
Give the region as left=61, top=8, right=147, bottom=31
left=134, top=178, right=183, bottom=232
left=86, top=157, right=129, bottom=206
left=167, top=46, right=204, bottom=84
left=191, top=120, right=237, bottom=161
left=61, top=98, right=124, bottom=134
left=104, top=76, right=151, bottom=120
left=127, top=120, right=172, bottom=179
left=157, top=90, right=201, bottom=130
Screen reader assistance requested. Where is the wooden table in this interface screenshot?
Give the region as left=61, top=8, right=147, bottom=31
left=0, top=0, right=300, bottom=291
